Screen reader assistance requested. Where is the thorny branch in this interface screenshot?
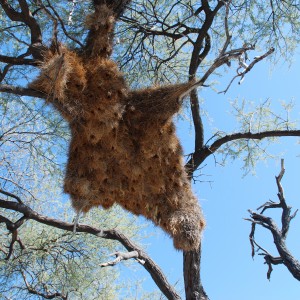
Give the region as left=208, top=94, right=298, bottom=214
left=245, top=159, right=300, bottom=281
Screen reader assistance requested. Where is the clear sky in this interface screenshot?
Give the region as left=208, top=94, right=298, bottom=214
left=118, top=52, right=300, bottom=299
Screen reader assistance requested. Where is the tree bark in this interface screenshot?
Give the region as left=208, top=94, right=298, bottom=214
left=183, top=241, right=208, bottom=300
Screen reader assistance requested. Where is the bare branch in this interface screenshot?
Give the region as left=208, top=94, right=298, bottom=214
left=246, top=161, right=300, bottom=281
left=188, top=0, right=225, bottom=77
left=249, top=223, right=256, bottom=258
left=0, top=213, right=27, bottom=260
left=0, top=0, right=45, bottom=59
left=100, top=250, right=139, bottom=267
left=0, top=84, right=46, bottom=99
left=37, top=0, right=84, bottom=48
left=0, top=54, right=38, bottom=66
left=219, top=0, right=232, bottom=56
left=257, top=200, right=280, bottom=213
left=0, top=189, right=23, bottom=203
left=219, top=47, right=275, bottom=94
left=249, top=230, right=283, bottom=280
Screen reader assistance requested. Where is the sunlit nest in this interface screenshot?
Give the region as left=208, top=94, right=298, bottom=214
left=30, top=4, right=204, bottom=251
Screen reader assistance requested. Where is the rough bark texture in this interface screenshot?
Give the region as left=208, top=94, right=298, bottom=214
left=184, top=242, right=208, bottom=300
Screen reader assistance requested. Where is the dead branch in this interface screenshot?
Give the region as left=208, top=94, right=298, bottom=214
left=100, top=250, right=139, bottom=267
left=219, top=47, right=275, bottom=94
left=246, top=159, right=300, bottom=281
left=247, top=233, right=283, bottom=280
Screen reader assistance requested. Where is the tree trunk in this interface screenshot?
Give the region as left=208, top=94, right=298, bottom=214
left=183, top=241, right=208, bottom=300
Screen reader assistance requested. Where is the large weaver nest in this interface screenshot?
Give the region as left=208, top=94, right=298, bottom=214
left=30, top=4, right=205, bottom=251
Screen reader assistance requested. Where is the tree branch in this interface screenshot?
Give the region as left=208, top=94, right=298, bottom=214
left=190, top=88, right=204, bottom=153
left=185, top=129, right=300, bottom=178
left=219, top=47, right=275, bottom=94
left=188, top=1, right=225, bottom=77
left=0, top=197, right=180, bottom=300
left=0, top=214, right=27, bottom=260
left=38, top=0, right=84, bottom=48
left=100, top=250, right=140, bottom=267
left=0, top=0, right=45, bottom=59
left=246, top=159, right=300, bottom=281
left=0, top=189, right=23, bottom=203
left=21, top=270, right=68, bottom=300
left=0, top=84, right=46, bottom=98
left=183, top=242, right=208, bottom=300
left=0, top=54, right=37, bottom=66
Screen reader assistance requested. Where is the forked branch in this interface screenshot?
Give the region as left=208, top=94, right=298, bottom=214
left=245, top=159, right=300, bottom=280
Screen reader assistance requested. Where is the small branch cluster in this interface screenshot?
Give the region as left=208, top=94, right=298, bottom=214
left=219, top=47, right=275, bottom=94
left=21, top=269, right=68, bottom=300
left=245, top=159, right=300, bottom=280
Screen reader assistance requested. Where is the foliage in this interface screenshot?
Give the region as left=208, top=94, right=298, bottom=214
left=116, top=0, right=300, bottom=85
left=216, top=99, right=298, bottom=173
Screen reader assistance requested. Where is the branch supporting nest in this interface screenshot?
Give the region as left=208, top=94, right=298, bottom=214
left=245, top=159, right=300, bottom=281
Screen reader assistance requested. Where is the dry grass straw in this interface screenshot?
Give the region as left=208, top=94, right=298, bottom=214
left=30, top=5, right=205, bottom=251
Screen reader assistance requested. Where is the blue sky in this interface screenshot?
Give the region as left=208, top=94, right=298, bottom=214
left=118, top=52, right=300, bottom=299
